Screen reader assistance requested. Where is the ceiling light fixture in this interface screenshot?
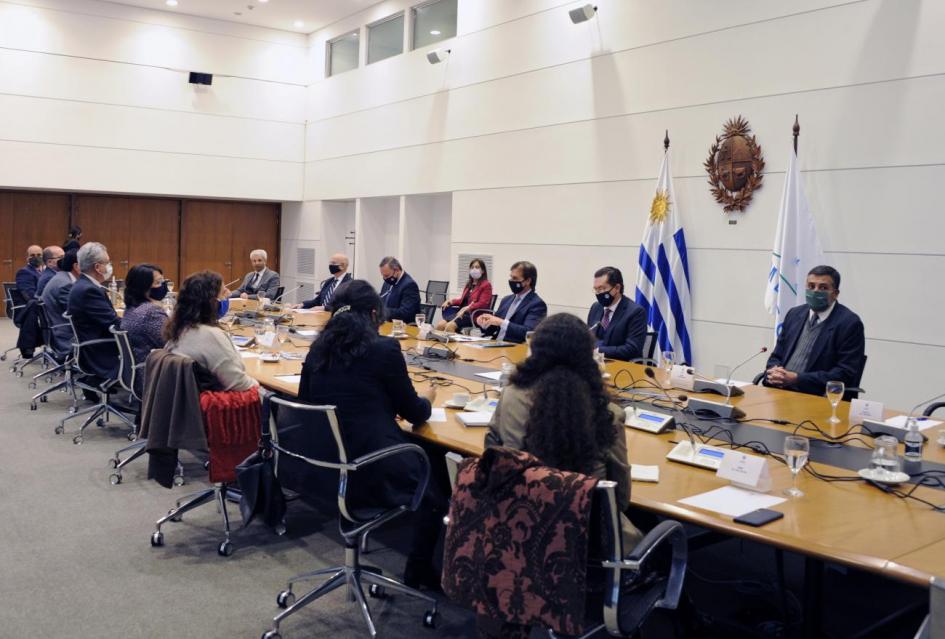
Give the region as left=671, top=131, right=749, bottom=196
left=568, top=4, right=597, bottom=23
left=165, top=0, right=178, bottom=6
left=430, top=30, right=441, bottom=35
left=293, top=20, right=305, bottom=28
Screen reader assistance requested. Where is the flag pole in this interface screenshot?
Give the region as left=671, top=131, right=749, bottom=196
left=664, top=129, right=670, bottom=153
left=793, top=115, right=800, bottom=154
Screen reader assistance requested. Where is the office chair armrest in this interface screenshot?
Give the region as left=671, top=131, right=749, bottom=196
left=351, top=443, right=431, bottom=511
left=605, top=520, right=687, bottom=611
left=924, top=402, right=945, bottom=417
left=75, top=338, right=116, bottom=348
left=752, top=371, right=766, bottom=385
left=50, top=321, right=72, bottom=330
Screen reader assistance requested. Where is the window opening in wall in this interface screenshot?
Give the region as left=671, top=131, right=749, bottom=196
left=412, top=0, right=457, bottom=50
left=327, top=30, right=359, bottom=77
left=368, top=13, right=405, bottom=64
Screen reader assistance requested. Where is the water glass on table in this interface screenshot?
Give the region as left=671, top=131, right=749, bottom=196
left=415, top=313, right=426, bottom=327
left=825, top=380, right=845, bottom=425
left=869, top=435, right=901, bottom=480
left=783, top=435, right=810, bottom=497
left=661, top=350, right=675, bottom=387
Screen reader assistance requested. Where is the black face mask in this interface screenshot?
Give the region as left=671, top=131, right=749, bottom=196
left=28, top=257, right=42, bottom=268
left=596, top=289, right=615, bottom=307
left=509, top=280, right=525, bottom=294
left=149, top=281, right=169, bottom=301
left=385, top=275, right=398, bottom=286
left=328, top=264, right=342, bottom=275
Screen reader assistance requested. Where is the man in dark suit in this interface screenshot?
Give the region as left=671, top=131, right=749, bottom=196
left=378, top=256, right=421, bottom=322
left=476, top=261, right=547, bottom=344
left=67, top=241, right=121, bottom=381
left=294, top=253, right=352, bottom=310
left=15, top=245, right=44, bottom=301
left=764, top=265, right=866, bottom=398
left=587, top=266, right=647, bottom=361
left=41, top=249, right=80, bottom=355
left=35, top=245, right=64, bottom=297
left=231, top=249, right=281, bottom=300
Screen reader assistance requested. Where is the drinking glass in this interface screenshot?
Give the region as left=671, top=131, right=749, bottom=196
left=661, top=350, right=675, bottom=387
left=783, top=435, right=810, bottom=497
left=392, top=319, right=405, bottom=336
left=869, top=435, right=901, bottom=480
left=825, top=380, right=845, bottom=425
left=415, top=313, right=426, bottom=328
left=594, top=349, right=607, bottom=374
left=277, top=325, right=290, bottom=349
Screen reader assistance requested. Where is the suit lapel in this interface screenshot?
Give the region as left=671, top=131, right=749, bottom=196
left=807, top=306, right=839, bottom=370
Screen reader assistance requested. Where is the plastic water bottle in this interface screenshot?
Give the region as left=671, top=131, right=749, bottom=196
left=109, top=279, right=118, bottom=305
left=904, top=418, right=924, bottom=461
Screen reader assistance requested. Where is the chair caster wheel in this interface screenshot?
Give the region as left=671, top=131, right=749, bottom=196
left=16, top=371, right=23, bottom=378
left=261, top=631, right=282, bottom=639
left=96, top=418, right=105, bottom=428
left=368, top=583, right=386, bottom=598
left=109, top=473, right=122, bottom=485
left=40, top=395, right=47, bottom=403
left=30, top=403, right=37, bottom=411
left=0, top=354, right=6, bottom=361
left=28, top=382, right=36, bottom=389
left=217, top=541, right=234, bottom=557
left=127, top=432, right=137, bottom=442
left=55, top=425, right=64, bottom=435
left=172, top=475, right=185, bottom=487
left=68, top=406, right=77, bottom=414
left=73, top=435, right=83, bottom=445
left=276, top=590, right=295, bottom=608
left=423, top=610, right=438, bottom=628
left=108, top=458, right=119, bottom=469
left=274, top=523, right=286, bottom=536
left=150, top=531, right=164, bottom=547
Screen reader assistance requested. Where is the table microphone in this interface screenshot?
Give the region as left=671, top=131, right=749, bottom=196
left=723, top=346, right=768, bottom=405
left=643, top=367, right=688, bottom=407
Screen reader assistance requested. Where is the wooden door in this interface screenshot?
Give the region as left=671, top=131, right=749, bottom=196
left=181, top=200, right=234, bottom=283
left=0, top=194, right=14, bottom=286
left=229, top=202, right=280, bottom=277
left=74, top=196, right=132, bottom=279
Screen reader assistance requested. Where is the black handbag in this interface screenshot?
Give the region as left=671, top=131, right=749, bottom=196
left=235, top=394, right=286, bottom=530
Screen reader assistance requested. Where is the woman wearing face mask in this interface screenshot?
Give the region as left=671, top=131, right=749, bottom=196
left=164, top=271, right=256, bottom=391
left=120, top=264, right=169, bottom=364
left=435, top=258, right=493, bottom=333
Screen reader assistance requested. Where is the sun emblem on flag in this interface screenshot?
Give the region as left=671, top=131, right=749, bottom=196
left=650, top=189, right=670, bottom=222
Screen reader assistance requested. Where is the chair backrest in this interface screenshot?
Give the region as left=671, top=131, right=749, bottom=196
left=274, top=286, right=285, bottom=301
left=62, top=311, right=106, bottom=380
left=642, top=330, right=658, bottom=361
left=419, top=303, right=436, bottom=324
left=109, top=325, right=141, bottom=400
left=424, top=280, right=449, bottom=305
left=3, top=282, right=23, bottom=321
left=490, top=294, right=498, bottom=310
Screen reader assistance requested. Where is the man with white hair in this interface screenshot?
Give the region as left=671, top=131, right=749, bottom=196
left=231, top=248, right=280, bottom=300
left=67, top=241, right=120, bottom=381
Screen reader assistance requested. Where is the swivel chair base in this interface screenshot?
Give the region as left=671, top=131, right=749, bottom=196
left=150, top=484, right=241, bottom=557
left=56, top=388, right=136, bottom=444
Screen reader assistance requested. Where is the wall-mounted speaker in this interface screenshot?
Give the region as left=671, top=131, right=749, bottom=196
left=188, top=72, right=213, bottom=85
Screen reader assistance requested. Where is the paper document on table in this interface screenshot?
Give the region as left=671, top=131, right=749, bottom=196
left=449, top=334, right=493, bottom=342
left=630, top=464, right=660, bottom=482
left=456, top=412, right=493, bottom=427
left=428, top=408, right=447, bottom=423
left=239, top=352, right=259, bottom=359
left=273, top=374, right=302, bottom=385
left=884, top=415, right=943, bottom=432
left=713, top=378, right=752, bottom=388
left=293, top=309, right=319, bottom=314
left=474, top=371, right=503, bottom=381
left=678, top=486, right=786, bottom=518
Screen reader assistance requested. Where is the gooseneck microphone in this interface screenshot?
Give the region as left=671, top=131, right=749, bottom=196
left=724, top=346, right=769, bottom=405
left=643, top=367, right=688, bottom=407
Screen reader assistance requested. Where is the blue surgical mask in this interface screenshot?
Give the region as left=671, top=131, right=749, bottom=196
left=217, top=297, right=230, bottom=318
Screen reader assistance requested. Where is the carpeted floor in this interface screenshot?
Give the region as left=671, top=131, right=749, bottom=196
left=0, top=320, right=474, bottom=639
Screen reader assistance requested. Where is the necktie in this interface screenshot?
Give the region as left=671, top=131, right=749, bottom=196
left=323, top=279, right=337, bottom=306
left=251, top=272, right=261, bottom=290
left=601, top=308, right=612, bottom=330
left=810, top=314, right=819, bottom=329
left=497, top=296, right=524, bottom=341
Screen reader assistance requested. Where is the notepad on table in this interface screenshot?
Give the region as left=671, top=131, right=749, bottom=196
left=273, top=374, right=302, bottom=385
left=474, top=371, right=503, bottom=381
left=456, top=412, right=493, bottom=427
left=630, top=464, right=660, bottom=483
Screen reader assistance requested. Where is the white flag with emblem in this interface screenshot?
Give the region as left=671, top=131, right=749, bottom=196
left=764, top=149, right=824, bottom=336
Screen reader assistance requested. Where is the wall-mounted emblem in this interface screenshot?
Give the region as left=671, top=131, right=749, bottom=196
left=704, top=116, right=765, bottom=212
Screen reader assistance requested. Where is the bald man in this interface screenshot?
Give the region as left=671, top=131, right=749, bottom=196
left=15, top=245, right=44, bottom=301
left=295, top=253, right=352, bottom=310
left=35, top=245, right=65, bottom=297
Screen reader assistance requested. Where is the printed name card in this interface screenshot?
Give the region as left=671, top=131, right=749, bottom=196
left=670, top=364, right=695, bottom=391
left=717, top=451, right=772, bottom=492
left=849, top=399, right=884, bottom=426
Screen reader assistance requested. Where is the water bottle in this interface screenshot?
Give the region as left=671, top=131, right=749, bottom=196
left=109, top=279, right=118, bottom=306
left=903, top=417, right=924, bottom=461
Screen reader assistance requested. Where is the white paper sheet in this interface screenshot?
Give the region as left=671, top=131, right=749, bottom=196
left=884, top=415, right=943, bottom=432
left=449, top=334, right=493, bottom=342
left=630, top=464, right=660, bottom=483
left=713, top=378, right=752, bottom=388
left=293, top=308, right=320, bottom=314
left=456, top=411, right=493, bottom=427
left=474, top=371, right=503, bottom=381
left=428, top=408, right=447, bottom=423
left=678, top=486, right=786, bottom=517
left=273, top=374, right=302, bottom=385
left=239, top=352, right=259, bottom=359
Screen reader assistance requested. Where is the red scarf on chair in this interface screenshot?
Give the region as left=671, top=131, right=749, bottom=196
left=200, top=387, right=261, bottom=484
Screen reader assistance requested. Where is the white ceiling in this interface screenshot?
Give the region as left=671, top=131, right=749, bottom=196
left=108, top=0, right=382, bottom=33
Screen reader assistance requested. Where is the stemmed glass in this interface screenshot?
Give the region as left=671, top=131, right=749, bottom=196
left=826, top=380, right=845, bottom=425
left=783, top=435, right=810, bottom=497
left=661, top=350, right=675, bottom=388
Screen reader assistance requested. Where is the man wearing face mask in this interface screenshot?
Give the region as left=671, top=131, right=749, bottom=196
left=35, top=245, right=65, bottom=297
left=378, top=256, right=421, bottom=322
left=476, top=261, right=547, bottom=344
left=68, top=241, right=121, bottom=382
left=293, top=253, right=352, bottom=310
left=764, top=265, right=866, bottom=399
left=15, top=245, right=45, bottom=301
left=587, top=266, right=647, bottom=361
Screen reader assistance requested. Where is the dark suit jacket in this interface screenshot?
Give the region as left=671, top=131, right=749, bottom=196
left=67, top=275, right=121, bottom=379
left=301, top=273, right=352, bottom=309
left=379, top=272, right=421, bottom=322
left=764, top=302, right=866, bottom=398
left=587, top=296, right=647, bottom=361
left=15, top=265, right=42, bottom=300
left=483, top=290, right=548, bottom=343
left=36, top=267, right=58, bottom=297
left=40, top=271, right=75, bottom=354
left=294, top=337, right=431, bottom=510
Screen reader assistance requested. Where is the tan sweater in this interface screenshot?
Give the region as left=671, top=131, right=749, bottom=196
left=167, top=324, right=257, bottom=392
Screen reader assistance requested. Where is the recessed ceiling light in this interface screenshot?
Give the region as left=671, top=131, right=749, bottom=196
left=165, top=0, right=178, bottom=6
left=259, top=0, right=268, bottom=3
left=293, top=20, right=305, bottom=28
left=430, top=30, right=441, bottom=35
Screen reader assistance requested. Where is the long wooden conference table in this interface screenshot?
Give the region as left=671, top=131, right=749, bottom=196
left=228, top=301, right=945, bottom=594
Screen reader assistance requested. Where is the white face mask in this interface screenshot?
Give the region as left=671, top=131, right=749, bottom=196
left=469, top=268, right=482, bottom=280
left=98, top=262, right=113, bottom=282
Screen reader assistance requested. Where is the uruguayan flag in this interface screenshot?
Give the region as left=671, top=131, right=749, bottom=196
left=635, top=150, right=693, bottom=364
left=765, top=149, right=824, bottom=336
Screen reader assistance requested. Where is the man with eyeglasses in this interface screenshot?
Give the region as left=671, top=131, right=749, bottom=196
left=68, top=241, right=121, bottom=384
left=587, top=266, right=647, bottom=362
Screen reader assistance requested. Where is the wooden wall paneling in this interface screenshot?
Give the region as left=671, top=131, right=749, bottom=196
left=230, top=202, right=281, bottom=277
left=74, top=195, right=132, bottom=279
left=10, top=192, right=71, bottom=253
left=181, top=200, right=235, bottom=283
left=124, top=198, right=180, bottom=286
left=0, top=194, right=15, bottom=285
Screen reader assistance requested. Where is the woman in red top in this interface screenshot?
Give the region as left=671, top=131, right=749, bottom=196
left=436, top=258, right=493, bottom=333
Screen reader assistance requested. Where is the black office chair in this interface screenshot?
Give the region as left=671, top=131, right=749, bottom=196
left=418, top=303, right=436, bottom=325
left=2, top=282, right=27, bottom=368
left=28, top=302, right=78, bottom=410
left=274, top=286, right=285, bottom=301
left=260, top=395, right=438, bottom=639
left=105, top=326, right=154, bottom=485
left=55, top=313, right=137, bottom=444
left=423, top=280, right=449, bottom=306
left=924, top=403, right=945, bottom=417
left=489, top=294, right=498, bottom=310
left=631, top=330, right=659, bottom=366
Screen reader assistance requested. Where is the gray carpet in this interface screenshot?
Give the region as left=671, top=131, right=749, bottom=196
left=0, top=319, right=474, bottom=639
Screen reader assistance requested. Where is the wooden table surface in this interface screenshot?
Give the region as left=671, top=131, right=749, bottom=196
left=231, top=314, right=945, bottom=587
